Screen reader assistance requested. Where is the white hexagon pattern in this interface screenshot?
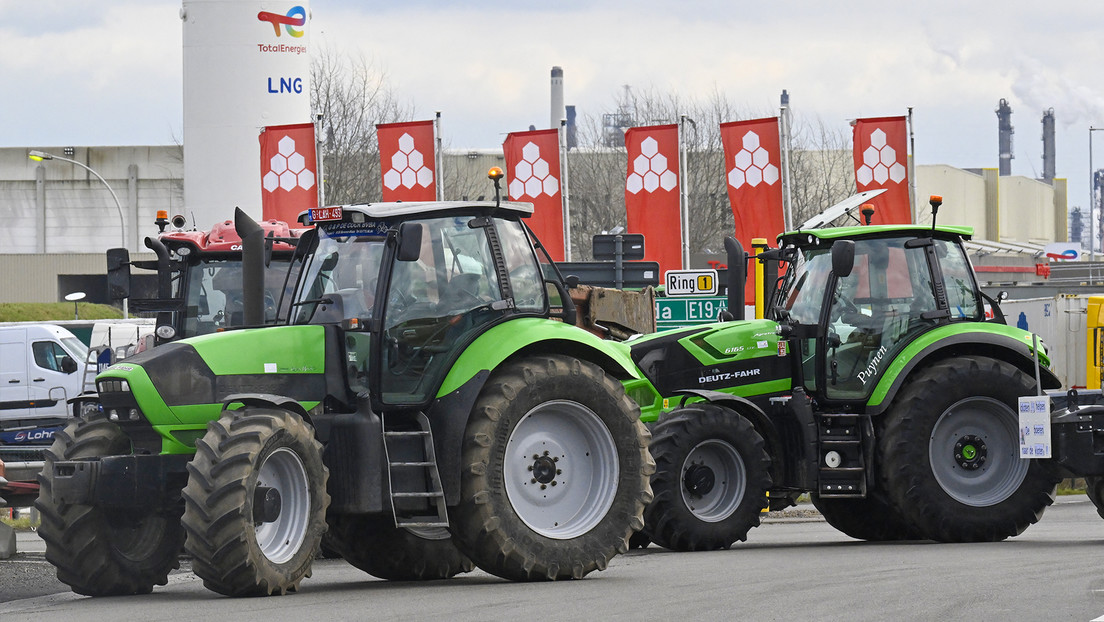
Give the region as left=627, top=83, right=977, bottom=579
left=856, top=128, right=906, bottom=186
left=263, top=135, right=315, bottom=193
left=509, top=141, right=559, bottom=199
left=726, top=130, right=778, bottom=190
left=626, top=136, right=677, bottom=195
left=383, top=132, right=434, bottom=191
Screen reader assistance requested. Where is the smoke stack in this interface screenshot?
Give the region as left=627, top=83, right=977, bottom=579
left=1042, top=108, right=1055, bottom=184
left=996, top=98, right=1014, bottom=176
left=551, top=66, right=564, bottom=130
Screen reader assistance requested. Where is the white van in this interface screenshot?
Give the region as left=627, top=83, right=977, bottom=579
left=0, top=324, right=89, bottom=428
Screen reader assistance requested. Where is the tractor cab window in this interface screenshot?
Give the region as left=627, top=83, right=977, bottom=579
left=499, top=219, right=545, bottom=312
left=936, top=240, right=982, bottom=320
left=822, top=237, right=938, bottom=400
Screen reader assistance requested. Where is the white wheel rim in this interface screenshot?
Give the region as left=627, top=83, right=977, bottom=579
left=680, top=439, right=747, bottom=522
left=504, top=400, right=619, bottom=539
left=254, top=447, right=311, bottom=564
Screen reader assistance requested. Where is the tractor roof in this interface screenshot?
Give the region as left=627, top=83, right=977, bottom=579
left=779, top=224, right=974, bottom=248
left=300, top=200, right=534, bottom=225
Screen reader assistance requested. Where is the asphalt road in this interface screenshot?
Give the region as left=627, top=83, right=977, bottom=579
left=3, top=496, right=1103, bottom=621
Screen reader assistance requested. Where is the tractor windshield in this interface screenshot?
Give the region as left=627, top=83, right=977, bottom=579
left=181, top=259, right=298, bottom=337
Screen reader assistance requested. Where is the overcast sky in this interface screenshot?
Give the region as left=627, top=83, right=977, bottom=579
left=4, top=0, right=1103, bottom=215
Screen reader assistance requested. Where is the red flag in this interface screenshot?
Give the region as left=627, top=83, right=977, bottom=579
left=260, top=122, right=317, bottom=223
left=720, top=117, right=785, bottom=303
left=377, top=120, right=436, bottom=201
left=853, top=116, right=911, bottom=224
left=624, top=124, right=681, bottom=275
left=503, top=129, right=565, bottom=261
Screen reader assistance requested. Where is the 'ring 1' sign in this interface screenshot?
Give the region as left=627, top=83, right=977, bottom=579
left=665, top=269, right=718, bottom=296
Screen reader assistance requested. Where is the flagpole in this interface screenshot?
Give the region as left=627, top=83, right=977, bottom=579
left=780, top=90, right=794, bottom=231
left=434, top=111, right=443, bottom=201
left=314, top=113, right=326, bottom=208
left=907, top=107, right=916, bottom=223
left=560, top=119, right=572, bottom=261
left=679, top=114, right=690, bottom=269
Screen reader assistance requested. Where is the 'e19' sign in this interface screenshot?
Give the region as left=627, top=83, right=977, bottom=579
left=268, top=77, right=303, bottom=94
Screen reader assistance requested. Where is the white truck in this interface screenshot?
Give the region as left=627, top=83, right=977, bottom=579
left=0, top=324, right=91, bottom=468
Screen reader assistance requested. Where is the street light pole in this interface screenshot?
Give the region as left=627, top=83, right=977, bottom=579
left=1090, top=128, right=1104, bottom=260
left=29, top=149, right=126, bottom=249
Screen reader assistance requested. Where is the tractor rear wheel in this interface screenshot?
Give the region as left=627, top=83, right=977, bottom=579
left=35, top=416, right=184, bottom=596
left=182, top=407, right=329, bottom=596
left=642, top=404, right=772, bottom=551
left=327, top=515, right=473, bottom=580
left=811, top=489, right=921, bottom=541
left=1086, top=476, right=1104, bottom=520
left=451, top=354, right=653, bottom=581
left=881, top=356, right=1058, bottom=542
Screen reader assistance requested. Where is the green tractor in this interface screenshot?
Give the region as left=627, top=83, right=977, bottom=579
left=623, top=196, right=1067, bottom=550
left=36, top=179, right=653, bottom=596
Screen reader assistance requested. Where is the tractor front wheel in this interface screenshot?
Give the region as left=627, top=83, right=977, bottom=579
left=451, top=354, right=653, bottom=581
left=643, top=404, right=772, bottom=551
left=881, top=356, right=1058, bottom=542
left=36, top=416, right=184, bottom=596
left=182, top=407, right=329, bottom=596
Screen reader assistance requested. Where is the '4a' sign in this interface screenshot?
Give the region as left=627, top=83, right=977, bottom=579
left=665, top=269, right=718, bottom=296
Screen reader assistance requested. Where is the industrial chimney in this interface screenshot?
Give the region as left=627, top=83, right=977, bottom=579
left=996, top=98, right=1014, bottom=176
left=1042, top=108, right=1056, bottom=184
left=551, top=66, right=564, bottom=129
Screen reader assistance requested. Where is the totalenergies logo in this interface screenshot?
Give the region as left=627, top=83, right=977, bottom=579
left=258, top=6, right=306, bottom=38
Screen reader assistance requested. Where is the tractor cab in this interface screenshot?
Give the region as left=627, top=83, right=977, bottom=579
left=770, top=224, right=984, bottom=405
left=288, top=200, right=564, bottom=410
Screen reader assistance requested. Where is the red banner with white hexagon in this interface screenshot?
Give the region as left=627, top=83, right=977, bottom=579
left=852, top=116, right=911, bottom=224
left=377, top=119, right=436, bottom=202
left=624, top=124, right=681, bottom=275
left=260, top=122, right=318, bottom=223
left=503, top=129, right=565, bottom=261
left=720, top=117, right=785, bottom=303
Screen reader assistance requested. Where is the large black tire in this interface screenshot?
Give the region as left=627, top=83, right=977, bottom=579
left=35, top=416, right=184, bottom=596
left=450, top=354, right=653, bottom=581
left=642, top=404, right=772, bottom=551
left=182, top=407, right=329, bottom=596
left=880, top=356, right=1059, bottom=542
left=327, top=515, right=473, bottom=580
left=1086, top=477, right=1104, bottom=520
left=811, top=489, right=922, bottom=541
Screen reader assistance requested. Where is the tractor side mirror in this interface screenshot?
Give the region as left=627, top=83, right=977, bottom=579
left=831, top=240, right=855, bottom=278
left=106, top=248, right=131, bottom=300
left=397, top=223, right=423, bottom=262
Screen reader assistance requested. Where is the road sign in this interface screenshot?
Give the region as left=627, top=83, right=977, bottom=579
left=664, top=270, right=718, bottom=296
left=656, top=296, right=728, bottom=330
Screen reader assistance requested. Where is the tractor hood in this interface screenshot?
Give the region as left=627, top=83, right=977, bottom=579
left=96, top=325, right=330, bottom=437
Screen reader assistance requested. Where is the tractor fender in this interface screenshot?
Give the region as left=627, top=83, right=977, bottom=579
left=438, top=317, right=640, bottom=398
left=865, top=328, right=1061, bottom=417
left=222, top=393, right=311, bottom=421
left=668, top=389, right=785, bottom=485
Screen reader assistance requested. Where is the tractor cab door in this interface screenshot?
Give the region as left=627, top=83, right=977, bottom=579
left=782, top=235, right=949, bottom=402
left=374, top=215, right=524, bottom=407
left=820, top=236, right=957, bottom=401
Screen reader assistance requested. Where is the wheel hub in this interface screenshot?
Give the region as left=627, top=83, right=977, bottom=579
left=253, top=486, right=282, bottom=524
left=954, top=434, right=988, bottom=470
left=530, top=453, right=559, bottom=485
left=684, top=463, right=716, bottom=497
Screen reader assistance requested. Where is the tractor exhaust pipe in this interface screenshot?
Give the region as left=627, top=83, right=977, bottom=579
left=235, top=207, right=265, bottom=327
left=724, top=237, right=746, bottom=320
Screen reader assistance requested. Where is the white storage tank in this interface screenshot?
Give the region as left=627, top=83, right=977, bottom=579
left=180, top=0, right=312, bottom=226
